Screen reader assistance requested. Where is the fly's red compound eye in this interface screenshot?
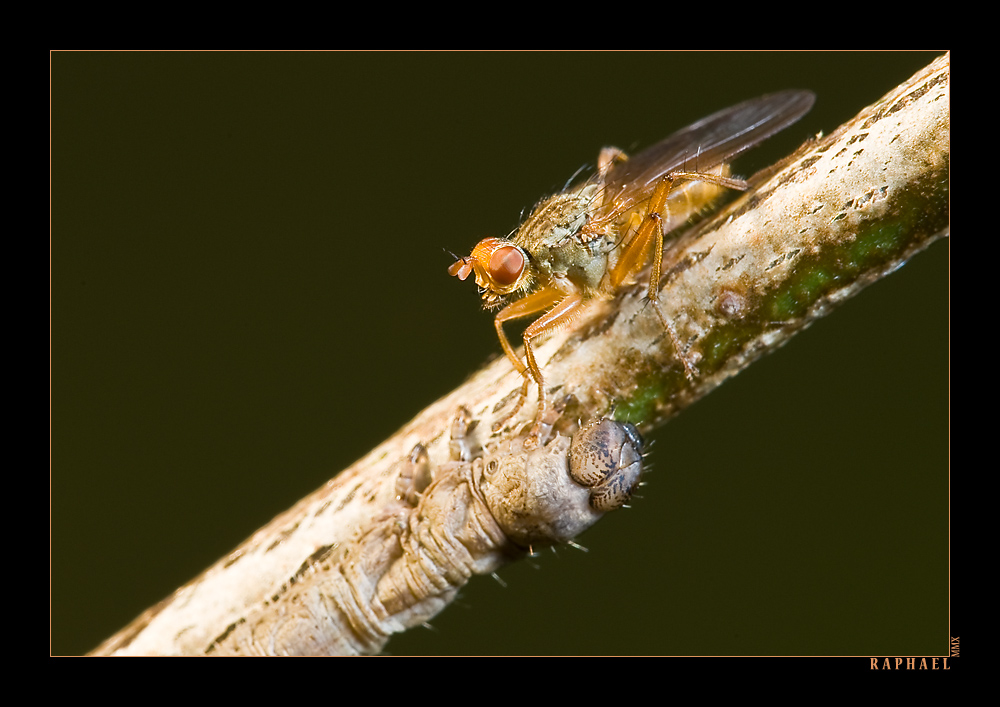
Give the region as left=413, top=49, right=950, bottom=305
left=488, top=246, right=524, bottom=287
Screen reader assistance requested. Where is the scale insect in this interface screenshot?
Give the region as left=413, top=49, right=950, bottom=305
left=449, top=91, right=815, bottom=444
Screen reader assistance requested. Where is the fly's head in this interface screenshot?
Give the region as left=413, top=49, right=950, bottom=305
left=448, top=237, right=535, bottom=309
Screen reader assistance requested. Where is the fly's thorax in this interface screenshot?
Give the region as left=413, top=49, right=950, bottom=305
left=516, top=187, right=594, bottom=250
left=534, top=236, right=613, bottom=295
left=515, top=184, right=613, bottom=293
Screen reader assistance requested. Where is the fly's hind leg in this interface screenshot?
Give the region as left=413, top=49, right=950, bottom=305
left=609, top=170, right=748, bottom=379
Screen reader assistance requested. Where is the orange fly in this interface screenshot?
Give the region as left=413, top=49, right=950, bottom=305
left=449, top=91, right=815, bottom=444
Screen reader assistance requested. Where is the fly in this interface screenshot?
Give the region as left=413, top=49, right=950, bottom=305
left=449, top=90, right=815, bottom=445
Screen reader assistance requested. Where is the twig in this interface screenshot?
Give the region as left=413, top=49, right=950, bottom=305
left=91, top=53, right=949, bottom=656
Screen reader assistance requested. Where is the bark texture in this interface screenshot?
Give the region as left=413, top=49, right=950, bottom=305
left=91, top=53, right=949, bottom=657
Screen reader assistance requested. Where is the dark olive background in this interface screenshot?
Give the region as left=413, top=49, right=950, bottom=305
left=52, top=51, right=948, bottom=656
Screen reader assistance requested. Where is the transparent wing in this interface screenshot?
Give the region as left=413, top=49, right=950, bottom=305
left=598, top=90, right=815, bottom=216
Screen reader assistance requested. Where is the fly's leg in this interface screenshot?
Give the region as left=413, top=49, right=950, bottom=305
left=490, top=287, right=563, bottom=434
left=531, top=393, right=575, bottom=448
left=609, top=170, right=748, bottom=379
left=491, top=288, right=584, bottom=449
left=519, top=293, right=583, bottom=447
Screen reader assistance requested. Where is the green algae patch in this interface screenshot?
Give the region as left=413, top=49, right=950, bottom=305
left=608, top=158, right=948, bottom=431
left=847, top=222, right=907, bottom=271
left=766, top=265, right=841, bottom=321
left=613, top=369, right=681, bottom=427
left=763, top=173, right=946, bottom=328
left=699, top=317, right=760, bottom=373
left=698, top=171, right=946, bottom=381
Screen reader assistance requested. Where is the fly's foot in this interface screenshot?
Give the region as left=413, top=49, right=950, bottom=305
left=522, top=406, right=549, bottom=451
left=650, top=299, right=700, bottom=380
left=491, top=377, right=531, bottom=433
left=524, top=393, right=574, bottom=450
left=568, top=417, right=644, bottom=512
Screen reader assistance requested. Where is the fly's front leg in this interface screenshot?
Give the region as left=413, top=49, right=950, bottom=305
left=609, top=170, right=748, bottom=380
left=519, top=292, right=583, bottom=448
left=490, top=286, right=584, bottom=449
left=530, top=393, right=575, bottom=449
left=490, top=287, right=562, bottom=434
